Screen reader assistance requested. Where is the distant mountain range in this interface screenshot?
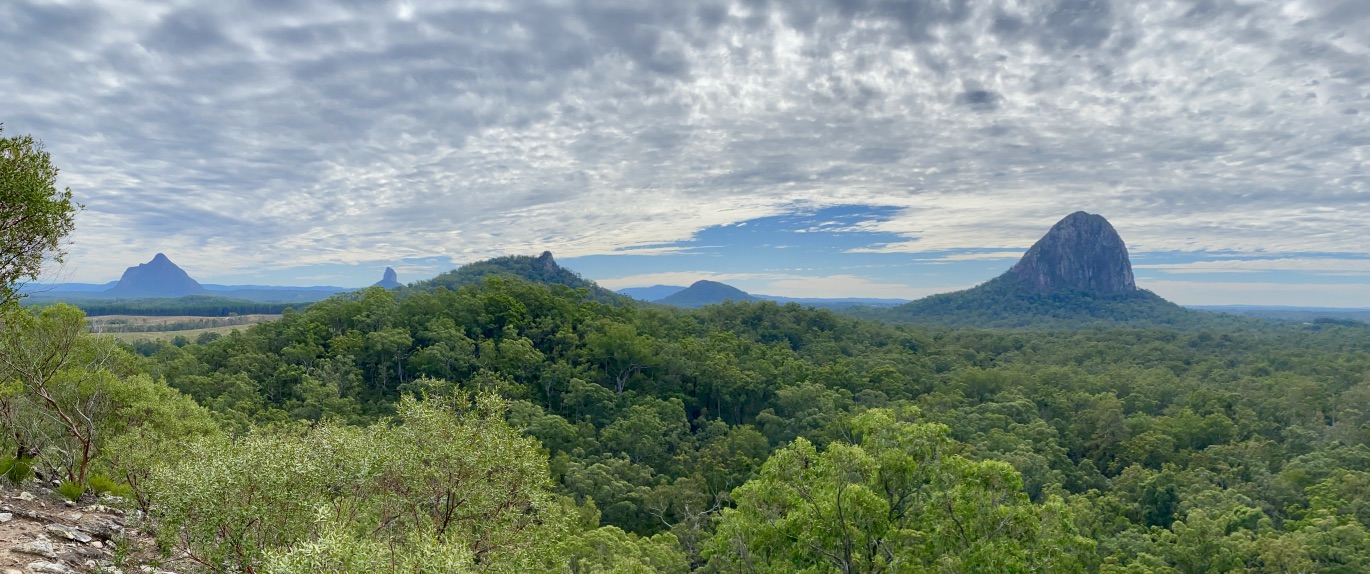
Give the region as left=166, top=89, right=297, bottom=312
left=19, top=218, right=1367, bottom=326
left=21, top=254, right=398, bottom=304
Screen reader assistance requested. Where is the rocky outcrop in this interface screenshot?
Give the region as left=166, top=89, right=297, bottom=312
left=1006, top=211, right=1136, bottom=294
left=537, top=251, right=558, bottom=274
left=373, top=267, right=401, bottom=289
left=103, top=253, right=207, bottom=298
left=2, top=487, right=140, bottom=574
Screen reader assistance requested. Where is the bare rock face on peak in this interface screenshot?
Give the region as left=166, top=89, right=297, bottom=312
left=373, top=267, right=401, bottom=289
left=105, top=253, right=208, bottom=298
left=537, top=251, right=557, bottom=274
left=1007, top=211, right=1136, bottom=294
left=883, top=212, right=1193, bottom=328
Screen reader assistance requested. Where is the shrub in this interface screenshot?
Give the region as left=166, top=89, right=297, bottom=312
left=147, top=393, right=573, bottom=574
left=57, top=480, right=85, bottom=501
left=86, top=473, right=135, bottom=499
left=0, top=456, right=34, bottom=485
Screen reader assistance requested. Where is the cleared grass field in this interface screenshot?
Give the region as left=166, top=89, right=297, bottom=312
left=89, top=314, right=281, bottom=342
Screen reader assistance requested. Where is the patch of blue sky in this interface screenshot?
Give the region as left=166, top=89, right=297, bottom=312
left=566, top=205, right=1027, bottom=294
left=567, top=205, right=912, bottom=276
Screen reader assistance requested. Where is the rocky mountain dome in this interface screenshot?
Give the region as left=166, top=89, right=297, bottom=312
left=373, top=267, right=401, bottom=289
left=1006, top=211, right=1136, bottom=294
left=104, top=253, right=207, bottom=298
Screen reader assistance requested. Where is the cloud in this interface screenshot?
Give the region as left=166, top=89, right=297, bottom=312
left=1137, top=257, right=1370, bottom=276
left=592, top=269, right=965, bottom=299
left=0, top=0, right=1366, bottom=285
left=762, top=275, right=963, bottom=299
left=1148, top=280, right=1370, bottom=308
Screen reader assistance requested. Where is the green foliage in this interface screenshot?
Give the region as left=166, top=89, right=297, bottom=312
left=262, top=508, right=476, bottom=574
left=85, top=473, right=134, bottom=499
left=136, top=274, right=1370, bottom=571
left=0, top=125, right=79, bottom=309
left=406, top=253, right=626, bottom=304
left=565, top=526, right=690, bottom=574
left=863, top=274, right=1248, bottom=329
left=0, top=303, right=221, bottom=495
left=0, top=455, right=34, bottom=485
left=708, top=409, right=1093, bottom=572
left=57, top=479, right=85, bottom=501
left=147, top=393, right=573, bottom=574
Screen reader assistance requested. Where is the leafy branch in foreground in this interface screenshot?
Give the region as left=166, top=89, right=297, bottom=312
left=147, top=390, right=573, bottom=574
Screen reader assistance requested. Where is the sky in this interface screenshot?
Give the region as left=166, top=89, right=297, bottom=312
left=2, top=0, right=1368, bottom=306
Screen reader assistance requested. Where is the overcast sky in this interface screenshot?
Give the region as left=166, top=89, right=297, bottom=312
left=3, top=0, right=1368, bottom=306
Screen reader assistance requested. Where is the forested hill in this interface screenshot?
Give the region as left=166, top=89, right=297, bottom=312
left=136, top=274, right=1370, bottom=571
left=855, top=212, right=1257, bottom=329
left=404, top=251, right=626, bottom=304
left=655, top=280, right=757, bottom=308
left=860, top=274, right=1241, bottom=329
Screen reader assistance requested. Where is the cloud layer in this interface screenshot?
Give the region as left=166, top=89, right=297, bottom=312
left=2, top=0, right=1367, bottom=294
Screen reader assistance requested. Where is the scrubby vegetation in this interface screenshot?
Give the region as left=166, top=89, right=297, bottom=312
left=0, top=191, right=1366, bottom=569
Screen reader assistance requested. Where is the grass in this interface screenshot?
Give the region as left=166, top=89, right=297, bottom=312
left=89, top=314, right=281, bottom=342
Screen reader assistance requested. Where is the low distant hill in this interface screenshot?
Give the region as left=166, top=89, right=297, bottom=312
left=1193, top=305, right=1370, bottom=324
left=656, top=280, right=757, bottom=308
left=618, top=285, right=686, bottom=301
left=754, top=295, right=909, bottom=308
left=105, top=253, right=208, bottom=297
left=409, top=252, right=626, bottom=303
left=871, top=212, right=1218, bottom=328
left=618, top=283, right=908, bottom=309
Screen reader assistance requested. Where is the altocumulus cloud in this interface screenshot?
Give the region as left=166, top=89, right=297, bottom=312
left=1, top=0, right=1367, bottom=285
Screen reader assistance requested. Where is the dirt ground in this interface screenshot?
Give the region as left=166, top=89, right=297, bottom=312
left=0, top=484, right=174, bottom=574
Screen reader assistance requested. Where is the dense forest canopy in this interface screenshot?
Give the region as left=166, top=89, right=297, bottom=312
left=97, top=273, right=1369, bottom=572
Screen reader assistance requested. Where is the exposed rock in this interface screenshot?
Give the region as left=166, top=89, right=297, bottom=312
left=77, top=516, right=124, bottom=540
left=17, top=492, right=34, bottom=502
left=28, top=561, right=79, bottom=574
left=1006, top=211, right=1136, bottom=294
left=13, top=539, right=57, bottom=559
left=537, top=251, right=557, bottom=274
left=104, top=253, right=208, bottom=298
left=372, top=267, right=401, bottom=289
left=46, top=524, right=93, bottom=544
left=0, top=512, right=11, bottom=522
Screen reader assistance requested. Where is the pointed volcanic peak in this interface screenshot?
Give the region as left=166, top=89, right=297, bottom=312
left=409, top=251, right=626, bottom=304
left=373, top=267, right=401, bottom=289
left=882, top=212, right=1200, bottom=328
left=656, top=280, right=758, bottom=308
left=1007, top=211, right=1136, bottom=294
left=104, top=253, right=208, bottom=298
